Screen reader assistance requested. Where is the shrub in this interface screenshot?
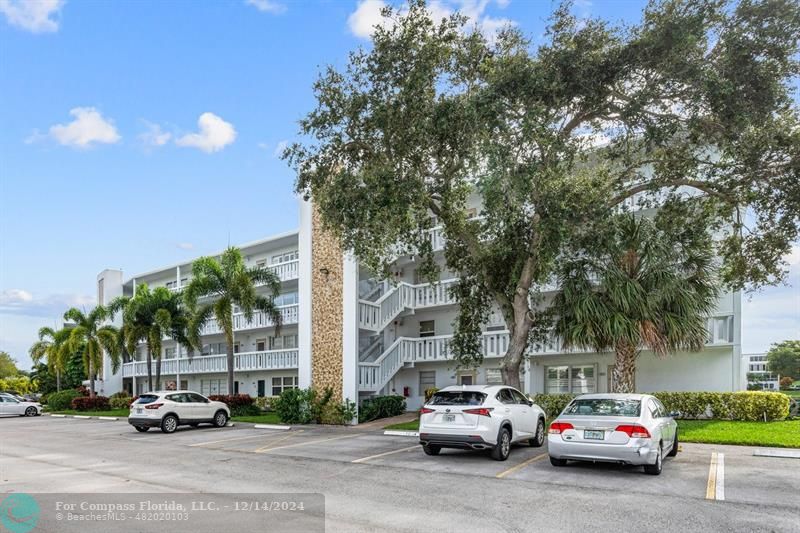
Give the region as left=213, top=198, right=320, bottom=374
left=109, top=392, right=133, bottom=410
left=71, top=396, right=110, bottom=411
left=272, top=387, right=354, bottom=424
left=780, top=376, right=794, bottom=390
left=45, top=389, right=82, bottom=411
left=231, top=404, right=262, bottom=417
left=530, top=393, right=576, bottom=418
left=424, top=387, right=439, bottom=403
left=208, top=394, right=259, bottom=417
left=358, top=395, right=406, bottom=423
left=254, top=396, right=279, bottom=411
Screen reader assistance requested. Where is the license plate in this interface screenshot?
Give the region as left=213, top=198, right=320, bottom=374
left=136, top=408, right=143, bottom=415
left=443, top=414, right=456, bottom=423
left=584, top=430, right=604, bottom=440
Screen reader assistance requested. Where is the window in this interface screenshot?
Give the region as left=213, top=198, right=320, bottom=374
left=164, top=347, right=176, bottom=358
left=419, top=320, right=435, bottom=338
left=457, top=373, right=474, bottom=386
left=564, top=398, right=641, bottom=417
left=707, top=316, right=734, bottom=344
left=269, top=335, right=297, bottom=350
left=496, top=388, right=515, bottom=404
left=256, top=259, right=267, bottom=269
left=256, top=338, right=267, bottom=352
left=429, top=391, right=485, bottom=405
left=419, top=370, right=436, bottom=393
left=166, top=280, right=177, bottom=289
left=486, top=369, right=503, bottom=385
left=510, top=389, right=529, bottom=404
left=271, top=250, right=298, bottom=264
left=546, top=365, right=597, bottom=394
left=271, top=376, right=298, bottom=396
left=200, top=379, right=227, bottom=395
left=274, top=292, right=298, bottom=306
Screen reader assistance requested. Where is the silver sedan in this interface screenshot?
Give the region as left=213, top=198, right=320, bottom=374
left=547, top=393, right=678, bottom=475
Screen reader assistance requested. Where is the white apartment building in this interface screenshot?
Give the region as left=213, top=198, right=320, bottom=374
left=97, top=199, right=745, bottom=415
left=745, top=353, right=780, bottom=391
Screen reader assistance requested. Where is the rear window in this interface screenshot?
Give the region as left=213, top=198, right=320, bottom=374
left=429, top=391, right=486, bottom=406
left=134, top=394, right=160, bottom=404
left=564, top=399, right=641, bottom=417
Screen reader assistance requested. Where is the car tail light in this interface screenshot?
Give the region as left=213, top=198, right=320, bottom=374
left=615, top=424, right=651, bottom=438
left=463, top=408, right=493, bottom=417
left=420, top=407, right=435, bottom=415
left=548, top=422, right=574, bottom=434
left=144, top=403, right=163, bottom=410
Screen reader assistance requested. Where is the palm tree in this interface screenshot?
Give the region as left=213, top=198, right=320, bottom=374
left=552, top=215, right=719, bottom=393
left=28, top=326, right=73, bottom=392
left=184, top=246, right=282, bottom=395
left=109, top=284, right=192, bottom=392
left=63, top=306, right=121, bottom=398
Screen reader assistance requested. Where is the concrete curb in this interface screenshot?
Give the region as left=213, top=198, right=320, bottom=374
left=383, top=430, right=419, bottom=437
left=73, top=415, right=91, bottom=419
left=254, top=424, right=292, bottom=431
left=226, top=422, right=235, bottom=427
left=98, top=416, right=119, bottom=421
left=50, top=414, right=67, bottom=418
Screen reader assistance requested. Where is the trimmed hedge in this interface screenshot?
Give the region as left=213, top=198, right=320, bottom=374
left=45, top=389, right=82, bottom=411
left=209, top=394, right=258, bottom=417
left=530, top=391, right=790, bottom=422
left=71, top=396, right=110, bottom=411
left=358, top=395, right=406, bottom=423
left=254, top=396, right=279, bottom=411
left=109, top=392, right=133, bottom=410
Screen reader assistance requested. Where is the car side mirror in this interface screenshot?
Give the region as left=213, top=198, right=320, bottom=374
left=527, top=400, right=534, bottom=407
left=668, top=411, right=680, bottom=418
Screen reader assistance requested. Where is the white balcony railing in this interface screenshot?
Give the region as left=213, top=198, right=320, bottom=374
left=358, top=278, right=458, bottom=331
left=121, top=349, right=299, bottom=378
left=358, top=315, right=736, bottom=392
left=166, top=260, right=299, bottom=292
left=199, top=304, right=298, bottom=336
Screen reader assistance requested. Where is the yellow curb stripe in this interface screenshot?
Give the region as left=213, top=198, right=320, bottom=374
left=496, top=453, right=548, bottom=479
left=352, top=445, right=419, bottom=463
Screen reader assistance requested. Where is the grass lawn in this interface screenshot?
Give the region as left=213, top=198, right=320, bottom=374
left=385, top=419, right=420, bottom=431
left=49, top=409, right=130, bottom=417
left=384, top=418, right=800, bottom=448
left=231, top=412, right=282, bottom=425
left=782, top=390, right=800, bottom=399
left=677, top=419, right=800, bottom=448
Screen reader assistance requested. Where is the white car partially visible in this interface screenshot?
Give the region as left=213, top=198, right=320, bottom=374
left=419, top=385, right=547, bottom=461
left=0, top=393, right=42, bottom=417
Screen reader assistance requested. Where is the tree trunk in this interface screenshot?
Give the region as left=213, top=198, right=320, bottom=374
left=88, top=358, right=95, bottom=398
left=501, top=327, right=529, bottom=390
left=56, top=368, right=61, bottom=392
left=226, top=336, right=235, bottom=396
left=155, top=356, right=162, bottom=391
left=146, top=347, right=153, bottom=392
left=612, top=342, right=638, bottom=393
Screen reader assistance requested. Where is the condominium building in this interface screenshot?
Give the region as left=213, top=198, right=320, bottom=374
left=745, top=353, right=780, bottom=391
left=97, top=199, right=745, bottom=415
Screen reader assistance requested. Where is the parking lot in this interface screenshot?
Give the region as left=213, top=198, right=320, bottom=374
left=1, top=415, right=799, bottom=531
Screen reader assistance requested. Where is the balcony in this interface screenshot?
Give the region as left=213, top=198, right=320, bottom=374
left=166, top=259, right=299, bottom=292
left=121, top=349, right=298, bottom=378
left=358, top=278, right=459, bottom=331
left=199, top=304, right=298, bottom=336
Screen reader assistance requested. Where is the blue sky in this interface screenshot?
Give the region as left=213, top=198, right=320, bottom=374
left=0, top=0, right=797, bottom=369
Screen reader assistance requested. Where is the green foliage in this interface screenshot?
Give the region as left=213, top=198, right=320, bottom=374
left=677, top=420, right=800, bottom=449
left=358, top=395, right=407, bottom=423
left=424, top=387, right=439, bottom=403
left=272, top=387, right=355, bottom=425
left=63, top=306, right=121, bottom=396
left=183, top=247, right=282, bottom=394
left=0, top=351, right=20, bottom=378
left=63, top=349, right=86, bottom=389
left=286, top=0, right=800, bottom=387
left=530, top=394, right=577, bottom=419
left=46, top=389, right=82, bottom=411
left=767, top=340, right=800, bottom=379
left=29, top=363, right=58, bottom=395
left=71, top=396, right=111, bottom=411
left=109, top=392, right=133, bottom=410
left=254, top=396, right=279, bottom=411
left=780, top=377, right=794, bottom=390
left=0, top=375, right=37, bottom=394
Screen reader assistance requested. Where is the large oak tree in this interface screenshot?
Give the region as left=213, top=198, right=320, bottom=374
left=286, top=0, right=800, bottom=388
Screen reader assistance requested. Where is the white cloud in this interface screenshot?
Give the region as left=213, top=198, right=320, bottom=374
left=245, top=0, right=286, bottom=14
left=273, top=140, right=288, bottom=158
left=347, top=0, right=514, bottom=42
left=0, top=289, right=94, bottom=317
left=0, top=0, right=63, bottom=33
left=741, top=244, right=800, bottom=353
left=176, top=242, right=194, bottom=250
left=44, top=107, right=121, bottom=148
left=175, top=112, right=237, bottom=153
left=138, top=120, right=172, bottom=148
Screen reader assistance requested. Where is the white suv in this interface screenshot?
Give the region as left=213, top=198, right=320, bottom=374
left=418, top=385, right=546, bottom=461
left=128, top=391, right=230, bottom=434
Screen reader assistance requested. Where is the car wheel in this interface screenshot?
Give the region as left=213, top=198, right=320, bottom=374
left=135, top=426, right=149, bottom=433
left=491, top=427, right=511, bottom=461
left=25, top=406, right=37, bottom=417
left=644, top=443, right=663, bottom=475
left=529, top=418, right=545, bottom=447
left=422, top=444, right=441, bottom=456
left=549, top=456, right=568, bottom=467
left=213, top=410, right=228, bottom=428
left=667, top=430, right=679, bottom=457
left=161, top=414, right=178, bottom=434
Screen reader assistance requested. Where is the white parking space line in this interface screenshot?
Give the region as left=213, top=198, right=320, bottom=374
left=352, top=445, right=419, bottom=463
left=705, top=452, right=725, bottom=501
left=252, top=431, right=304, bottom=453
left=188, top=431, right=285, bottom=447
left=255, top=433, right=361, bottom=454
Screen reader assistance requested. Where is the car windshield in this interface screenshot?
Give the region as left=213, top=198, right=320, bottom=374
left=564, top=399, right=641, bottom=417
left=134, top=394, right=160, bottom=404
left=429, top=391, right=486, bottom=406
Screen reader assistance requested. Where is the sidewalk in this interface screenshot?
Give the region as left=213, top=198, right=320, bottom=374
left=354, top=411, right=418, bottom=431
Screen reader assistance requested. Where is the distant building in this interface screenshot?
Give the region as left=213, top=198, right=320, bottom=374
left=745, top=353, right=780, bottom=391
